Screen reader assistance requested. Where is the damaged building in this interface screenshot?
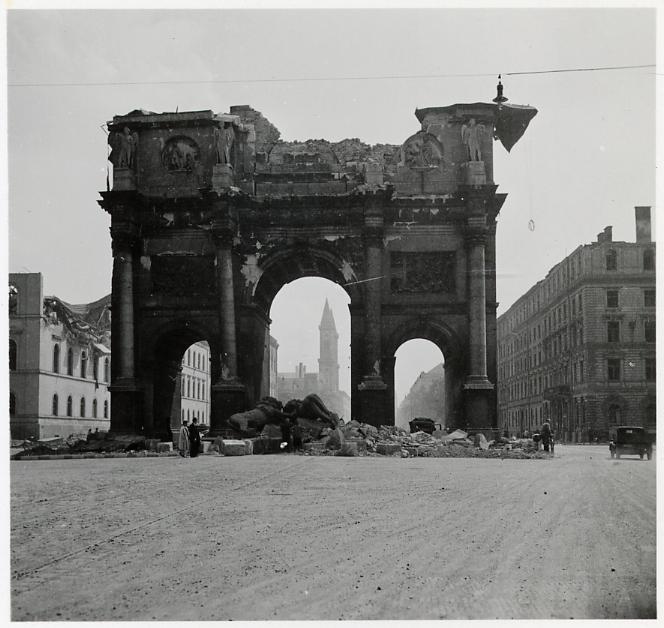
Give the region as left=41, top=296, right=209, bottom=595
left=99, top=92, right=537, bottom=437
left=9, top=273, right=112, bottom=440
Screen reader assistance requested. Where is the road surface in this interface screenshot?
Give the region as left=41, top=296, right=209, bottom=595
left=10, top=445, right=656, bottom=620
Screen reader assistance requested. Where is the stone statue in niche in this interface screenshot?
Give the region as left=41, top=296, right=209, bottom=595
left=108, top=127, right=139, bottom=169
left=402, top=131, right=443, bottom=170
left=461, top=118, right=486, bottom=162
left=214, top=122, right=235, bottom=166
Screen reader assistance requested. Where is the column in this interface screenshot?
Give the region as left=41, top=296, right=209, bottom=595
left=357, top=194, right=388, bottom=427
left=108, top=218, right=142, bottom=434
left=209, top=206, right=246, bottom=436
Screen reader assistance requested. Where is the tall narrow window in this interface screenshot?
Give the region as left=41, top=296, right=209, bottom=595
left=646, top=358, right=656, bottom=382
left=80, top=397, right=86, bottom=417
left=608, top=404, right=621, bottom=424
left=67, top=348, right=74, bottom=376
left=9, top=284, right=18, bottom=315
left=92, top=398, right=98, bottom=418
left=9, top=339, right=17, bottom=371
left=52, top=394, right=59, bottom=416
left=644, top=289, right=656, bottom=308
left=93, top=355, right=99, bottom=381
left=606, top=290, right=619, bottom=308
left=81, top=351, right=88, bottom=379
left=643, top=249, right=655, bottom=271
left=67, top=395, right=73, bottom=417
left=9, top=392, right=16, bottom=417
left=103, top=399, right=108, bottom=418
left=53, top=343, right=60, bottom=373
left=645, top=321, right=656, bottom=343
left=608, top=359, right=621, bottom=382
left=607, top=321, right=620, bottom=343
left=104, top=358, right=110, bottom=383
left=606, top=249, right=617, bottom=271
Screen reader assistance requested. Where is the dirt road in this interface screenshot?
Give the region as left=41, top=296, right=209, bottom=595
left=10, top=445, right=656, bottom=620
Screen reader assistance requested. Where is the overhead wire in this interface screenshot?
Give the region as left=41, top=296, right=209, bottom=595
left=7, top=63, right=655, bottom=88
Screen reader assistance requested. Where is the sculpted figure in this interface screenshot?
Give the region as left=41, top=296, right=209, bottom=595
left=215, top=122, right=235, bottom=165
left=283, top=394, right=340, bottom=429
left=461, top=118, right=485, bottom=162
left=228, top=397, right=291, bottom=437
left=108, top=127, right=137, bottom=169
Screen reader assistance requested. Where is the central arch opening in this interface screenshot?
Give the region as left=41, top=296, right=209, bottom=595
left=394, top=339, right=445, bottom=431
left=269, top=277, right=351, bottom=421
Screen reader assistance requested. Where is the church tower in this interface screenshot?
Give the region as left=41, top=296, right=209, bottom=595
left=318, top=299, right=339, bottom=394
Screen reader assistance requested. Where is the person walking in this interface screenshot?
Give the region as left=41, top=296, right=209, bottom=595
left=189, top=417, right=201, bottom=458
left=178, top=419, right=190, bottom=457
left=541, top=422, right=552, bottom=453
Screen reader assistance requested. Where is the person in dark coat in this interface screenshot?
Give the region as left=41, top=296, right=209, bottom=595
left=189, top=417, right=201, bottom=458
left=541, top=422, right=552, bottom=453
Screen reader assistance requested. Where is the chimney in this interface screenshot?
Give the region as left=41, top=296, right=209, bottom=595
left=635, top=206, right=652, bottom=243
left=603, top=226, right=613, bottom=242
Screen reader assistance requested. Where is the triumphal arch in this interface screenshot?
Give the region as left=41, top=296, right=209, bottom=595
left=99, top=92, right=536, bottom=438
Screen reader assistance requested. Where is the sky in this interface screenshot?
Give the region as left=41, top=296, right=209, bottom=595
left=5, top=5, right=658, bottom=408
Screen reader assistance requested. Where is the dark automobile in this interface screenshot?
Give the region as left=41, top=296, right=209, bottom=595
left=609, top=426, right=653, bottom=460
left=409, top=418, right=442, bottom=434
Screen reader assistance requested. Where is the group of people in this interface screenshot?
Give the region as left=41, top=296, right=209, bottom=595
left=178, top=417, right=202, bottom=458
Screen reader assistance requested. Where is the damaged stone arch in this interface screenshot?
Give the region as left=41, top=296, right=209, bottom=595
left=251, top=244, right=362, bottom=312
left=385, top=317, right=466, bottom=429
left=144, top=318, right=218, bottom=440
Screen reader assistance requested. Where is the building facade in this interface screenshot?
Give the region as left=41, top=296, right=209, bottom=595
left=497, top=207, right=656, bottom=442
left=276, top=300, right=351, bottom=420
left=176, top=341, right=211, bottom=426
left=9, top=273, right=112, bottom=440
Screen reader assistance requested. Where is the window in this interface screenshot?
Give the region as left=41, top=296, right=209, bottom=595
left=607, top=321, right=620, bottom=343
left=646, top=358, right=656, bottom=382
left=67, top=395, right=73, bottom=417
left=644, top=289, right=655, bottom=308
left=645, top=321, right=656, bottom=343
left=9, top=392, right=16, bottom=417
left=67, top=348, right=74, bottom=376
left=104, top=358, right=110, bottom=383
left=606, top=249, right=617, bottom=271
left=608, top=359, right=621, bottom=382
left=80, top=397, right=86, bottom=417
left=52, top=394, right=59, bottom=416
left=81, top=351, right=88, bottom=379
left=93, top=355, right=99, bottom=381
left=608, top=404, right=621, bottom=425
left=579, top=360, right=584, bottom=383
left=643, top=249, right=655, bottom=271
left=606, top=290, right=619, bottom=308
left=92, top=398, right=98, bottom=418
left=103, top=399, right=108, bottom=418
left=9, top=339, right=17, bottom=371
left=53, top=344, right=60, bottom=373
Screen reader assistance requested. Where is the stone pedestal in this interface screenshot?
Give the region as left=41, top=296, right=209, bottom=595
left=461, top=161, right=486, bottom=186
left=209, top=381, right=246, bottom=436
left=113, top=169, right=136, bottom=191
left=357, top=376, right=388, bottom=428
left=462, top=378, right=495, bottom=431
left=212, top=164, right=234, bottom=191
left=108, top=379, right=143, bottom=435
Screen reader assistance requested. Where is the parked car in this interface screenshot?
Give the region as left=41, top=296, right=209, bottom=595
left=409, top=418, right=442, bottom=434
left=609, top=426, right=653, bottom=460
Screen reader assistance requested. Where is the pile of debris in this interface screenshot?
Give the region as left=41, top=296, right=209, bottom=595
left=294, top=421, right=550, bottom=459
left=10, top=432, right=172, bottom=459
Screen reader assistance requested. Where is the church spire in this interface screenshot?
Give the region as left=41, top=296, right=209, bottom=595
left=318, top=299, right=339, bottom=393
left=319, top=298, right=337, bottom=332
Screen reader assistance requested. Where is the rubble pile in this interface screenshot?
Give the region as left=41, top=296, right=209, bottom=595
left=11, top=432, right=153, bottom=459
left=295, top=421, right=550, bottom=459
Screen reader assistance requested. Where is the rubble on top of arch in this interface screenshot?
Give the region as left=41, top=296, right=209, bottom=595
left=42, top=294, right=111, bottom=346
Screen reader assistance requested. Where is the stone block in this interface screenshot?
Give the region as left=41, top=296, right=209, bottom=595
left=157, top=442, right=173, bottom=453
left=221, top=439, right=247, bottom=456
left=303, top=442, right=326, bottom=454
left=243, top=439, right=254, bottom=455
left=344, top=438, right=367, bottom=453
left=375, top=442, right=402, bottom=456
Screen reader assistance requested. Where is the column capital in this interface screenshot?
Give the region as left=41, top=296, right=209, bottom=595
left=110, top=221, right=139, bottom=254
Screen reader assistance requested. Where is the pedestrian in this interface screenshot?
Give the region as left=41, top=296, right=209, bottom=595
left=189, top=417, right=201, bottom=458
left=541, top=422, right=552, bottom=453
left=178, top=419, right=190, bottom=457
